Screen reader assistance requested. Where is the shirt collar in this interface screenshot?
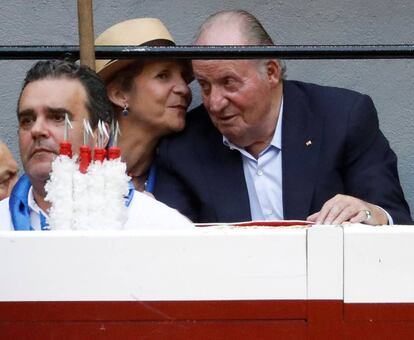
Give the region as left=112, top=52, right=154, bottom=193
left=28, top=185, right=49, bottom=218
left=223, top=97, right=284, bottom=153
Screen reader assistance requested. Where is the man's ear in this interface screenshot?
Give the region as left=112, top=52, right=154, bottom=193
left=265, top=59, right=282, bottom=86
left=106, top=81, right=127, bottom=108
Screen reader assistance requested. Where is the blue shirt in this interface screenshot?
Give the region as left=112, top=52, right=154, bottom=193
left=223, top=101, right=284, bottom=221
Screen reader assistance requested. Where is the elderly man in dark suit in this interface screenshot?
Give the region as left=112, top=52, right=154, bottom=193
left=154, top=9, right=411, bottom=225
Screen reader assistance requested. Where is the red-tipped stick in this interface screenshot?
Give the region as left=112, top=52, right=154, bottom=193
left=108, top=147, right=121, bottom=160
left=60, top=113, right=73, bottom=157
left=93, top=120, right=108, bottom=162
left=94, top=147, right=106, bottom=162
left=59, top=141, right=72, bottom=158
left=108, top=120, right=121, bottom=160
left=79, top=119, right=93, bottom=172
left=79, top=145, right=91, bottom=173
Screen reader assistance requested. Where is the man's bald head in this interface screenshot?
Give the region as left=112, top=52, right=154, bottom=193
left=195, top=10, right=286, bottom=78
left=0, top=142, right=18, bottom=200
left=195, top=10, right=274, bottom=46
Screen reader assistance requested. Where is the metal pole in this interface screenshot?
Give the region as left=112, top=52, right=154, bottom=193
left=1, top=45, right=414, bottom=60
left=77, top=0, right=95, bottom=69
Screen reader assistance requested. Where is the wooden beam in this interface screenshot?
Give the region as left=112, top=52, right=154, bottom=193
left=77, top=0, right=95, bottom=69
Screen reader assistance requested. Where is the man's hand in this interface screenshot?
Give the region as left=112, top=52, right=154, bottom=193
left=306, top=194, right=388, bottom=226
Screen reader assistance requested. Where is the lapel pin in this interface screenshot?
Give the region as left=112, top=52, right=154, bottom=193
left=305, top=140, right=312, bottom=147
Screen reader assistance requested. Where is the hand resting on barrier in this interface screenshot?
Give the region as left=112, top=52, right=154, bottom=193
left=306, top=194, right=388, bottom=226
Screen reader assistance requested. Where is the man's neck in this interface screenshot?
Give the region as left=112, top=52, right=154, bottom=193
left=118, top=119, right=158, bottom=177
left=246, top=141, right=274, bottom=159
left=245, top=84, right=283, bottom=158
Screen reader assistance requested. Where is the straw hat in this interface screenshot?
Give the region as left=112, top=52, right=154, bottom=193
left=95, top=18, right=175, bottom=82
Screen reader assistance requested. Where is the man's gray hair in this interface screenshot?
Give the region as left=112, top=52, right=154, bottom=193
left=196, top=9, right=286, bottom=78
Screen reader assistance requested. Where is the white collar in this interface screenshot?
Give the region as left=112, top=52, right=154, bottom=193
left=28, top=186, right=49, bottom=218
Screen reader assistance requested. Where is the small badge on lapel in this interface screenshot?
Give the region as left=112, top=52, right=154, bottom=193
left=305, top=140, right=312, bottom=147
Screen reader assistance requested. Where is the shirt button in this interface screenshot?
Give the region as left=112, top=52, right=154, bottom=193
left=265, top=209, right=273, bottom=215
left=257, top=169, right=263, bottom=176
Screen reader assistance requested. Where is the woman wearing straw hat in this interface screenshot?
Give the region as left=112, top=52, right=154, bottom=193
left=95, top=18, right=192, bottom=192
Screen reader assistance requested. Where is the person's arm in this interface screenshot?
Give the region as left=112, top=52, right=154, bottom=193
left=307, top=94, right=411, bottom=225
left=153, top=140, right=200, bottom=223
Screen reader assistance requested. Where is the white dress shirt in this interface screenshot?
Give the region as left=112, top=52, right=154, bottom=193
left=223, top=102, right=284, bottom=221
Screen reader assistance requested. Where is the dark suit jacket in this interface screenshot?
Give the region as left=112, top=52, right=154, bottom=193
left=154, top=80, right=412, bottom=224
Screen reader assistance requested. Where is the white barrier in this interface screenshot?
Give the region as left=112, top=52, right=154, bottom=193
left=0, top=225, right=413, bottom=303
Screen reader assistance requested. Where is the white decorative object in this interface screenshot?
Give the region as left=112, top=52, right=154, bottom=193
left=45, top=155, right=77, bottom=230
left=45, top=155, right=130, bottom=230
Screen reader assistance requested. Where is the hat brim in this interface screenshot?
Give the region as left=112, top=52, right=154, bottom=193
left=99, top=55, right=194, bottom=85
left=98, top=39, right=177, bottom=83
